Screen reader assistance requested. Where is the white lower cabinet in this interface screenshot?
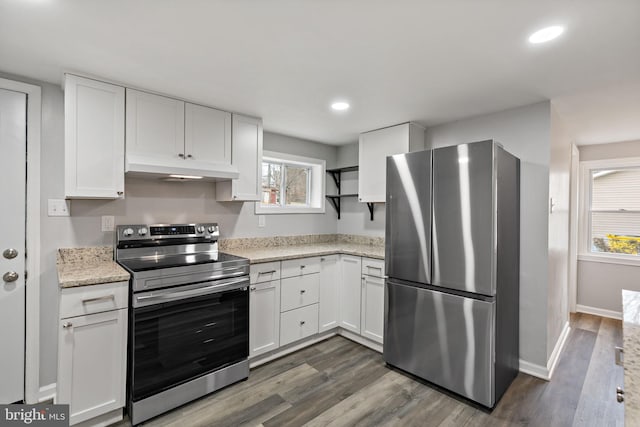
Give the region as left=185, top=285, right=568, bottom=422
left=280, top=274, right=320, bottom=312
left=339, top=255, right=362, bottom=334
left=318, top=255, right=340, bottom=332
left=280, top=304, right=319, bottom=346
left=361, top=274, right=385, bottom=344
left=57, top=282, right=128, bottom=426
left=249, top=279, right=280, bottom=358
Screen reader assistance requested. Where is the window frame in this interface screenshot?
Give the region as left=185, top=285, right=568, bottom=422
left=578, top=156, right=640, bottom=266
left=255, top=151, right=326, bottom=214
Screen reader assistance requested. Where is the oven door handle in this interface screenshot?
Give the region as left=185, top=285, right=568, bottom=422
left=134, top=277, right=249, bottom=307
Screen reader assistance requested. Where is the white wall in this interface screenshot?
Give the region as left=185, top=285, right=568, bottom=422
left=425, top=101, right=552, bottom=368
left=547, top=107, right=571, bottom=358
left=0, top=73, right=340, bottom=387
left=577, top=139, right=640, bottom=315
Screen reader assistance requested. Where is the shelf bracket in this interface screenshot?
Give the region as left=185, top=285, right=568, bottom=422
left=327, top=196, right=341, bottom=219
left=328, top=171, right=341, bottom=194
left=367, top=203, right=374, bottom=221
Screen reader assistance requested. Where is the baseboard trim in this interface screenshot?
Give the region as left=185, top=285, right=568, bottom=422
left=519, top=321, right=571, bottom=381
left=37, top=383, right=56, bottom=403
left=338, top=330, right=383, bottom=353
left=576, top=304, right=622, bottom=320
left=249, top=331, right=337, bottom=368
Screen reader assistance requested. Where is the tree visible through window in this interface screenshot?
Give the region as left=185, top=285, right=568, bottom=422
left=589, top=167, right=640, bottom=255
left=261, top=160, right=311, bottom=208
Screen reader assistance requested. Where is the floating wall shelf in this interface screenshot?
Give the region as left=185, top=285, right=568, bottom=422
left=325, top=166, right=375, bottom=221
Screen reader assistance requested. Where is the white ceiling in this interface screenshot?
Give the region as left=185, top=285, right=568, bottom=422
left=1, top=0, right=639, bottom=145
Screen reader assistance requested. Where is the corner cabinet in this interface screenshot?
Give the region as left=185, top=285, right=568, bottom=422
left=57, top=281, right=128, bottom=426
left=339, top=255, right=362, bottom=334
left=358, top=122, right=425, bottom=202
left=318, top=255, right=340, bottom=332
left=216, top=114, right=263, bottom=201
left=64, top=74, right=125, bottom=199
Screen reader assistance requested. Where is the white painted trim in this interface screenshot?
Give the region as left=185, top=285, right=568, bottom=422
left=546, top=321, right=571, bottom=379
left=249, top=331, right=337, bottom=368
left=519, top=321, right=570, bottom=381
left=37, top=383, right=56, bottom=403
left=568, top=144, right=579, bottom=312
left=0, top=77, right=41, bottom=404
left=576, top=304, right=622, bottom=320
left=578, top=253, right=640, bottom=267
left=338, top=329, right=383, bottom=353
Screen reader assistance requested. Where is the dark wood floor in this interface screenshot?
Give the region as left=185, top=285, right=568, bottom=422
left=125, top=313, right=623, bottom=427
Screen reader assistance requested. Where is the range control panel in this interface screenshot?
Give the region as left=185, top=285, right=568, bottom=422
left=116, top=223, right=220, bottom=241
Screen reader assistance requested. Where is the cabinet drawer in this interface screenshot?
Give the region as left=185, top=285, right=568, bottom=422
left=250, top=261, right=281, bottom=284
left=362, top=257, right=385, bottom=278
left=281, top=257, right=321, bottom=278
left=281, top=274, right=320, bottom=312
left=280, top=304, right=319, bottom=346
left=60, top=281, right=129, bottom=319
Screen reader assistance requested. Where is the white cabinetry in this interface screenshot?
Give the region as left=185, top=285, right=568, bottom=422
left=57, top=281, right=128, bottom=426
left=318, top=255, right=340, bottom=332
left=358, top=122, right=425, bottom=202
left=339, top=255, right=362, bottom=334
left=125, top=89, right=237, bottom=179
left=249, top=262, right=281, bottom=358
left=216, top=114, right=263, bottom=201
left=361, top=258, right=385, bottom=344
left=64, top=74, right=125, bottom=199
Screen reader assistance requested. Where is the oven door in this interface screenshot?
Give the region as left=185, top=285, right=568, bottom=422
left=130, top=277, right=249, bottom=402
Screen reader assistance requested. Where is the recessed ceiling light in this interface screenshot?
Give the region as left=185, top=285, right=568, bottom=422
left=528, top=26, right=564, bottom=44
left=331, top=102, right=350, bottom=111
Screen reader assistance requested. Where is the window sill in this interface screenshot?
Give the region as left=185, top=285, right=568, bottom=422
left=254, top=204, right=326, bottom=215
left=578, top=253, right=640, bottom=267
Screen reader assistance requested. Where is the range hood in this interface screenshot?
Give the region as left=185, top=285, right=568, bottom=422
left=126, top=155, right=239, bottom=181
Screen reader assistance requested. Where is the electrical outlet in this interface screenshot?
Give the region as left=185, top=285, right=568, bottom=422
left=47, top=199, right=70, bottom=217
left=101, top=216, right=115, bottom=232
left=258, top=215, right=266, bottom=228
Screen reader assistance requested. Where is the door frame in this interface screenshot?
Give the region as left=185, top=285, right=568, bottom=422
left=0, top=77, right=41, bottom=404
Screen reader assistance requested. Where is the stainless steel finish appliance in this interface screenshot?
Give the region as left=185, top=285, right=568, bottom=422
left=384, top=140, right=520, bottom=408
left=116, top=223, right=250, bottom=425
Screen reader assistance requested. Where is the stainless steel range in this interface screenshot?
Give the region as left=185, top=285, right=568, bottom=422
left=115, top=223, right=249, bottom=425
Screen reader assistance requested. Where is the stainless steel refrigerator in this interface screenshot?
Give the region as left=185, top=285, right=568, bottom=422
left=384, top=139, right=520, bottom=408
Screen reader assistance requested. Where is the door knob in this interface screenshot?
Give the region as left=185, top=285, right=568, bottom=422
left=3, top=271, right=19, bottom=282
left=3, top=248, right=18, bottom=259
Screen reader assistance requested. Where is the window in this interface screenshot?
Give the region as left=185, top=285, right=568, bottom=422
left=580, top=158, right=640, bottom=263
left=256, top=151, right=325, bottom=214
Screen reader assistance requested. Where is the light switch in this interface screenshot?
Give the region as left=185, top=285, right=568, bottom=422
left=258, top=215, right=266, bottom=228
left=48, top=199, right=70, bottom=217
left=102, top=216, right=115, bottom=232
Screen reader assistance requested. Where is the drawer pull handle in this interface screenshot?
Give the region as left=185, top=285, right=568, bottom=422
left=62, top=322, right=73, bottom=329
left=367, top=266, right=383, bottom=271
left=299, top=320, right=306, bottom=326
left=257, top=270, right=277, bottom=275
left=615, top=346, right=624, bottom=366
left=300, top=265, right=306, bottom=269
left=320, top=258, right=325, bottom=262
left=250, top=286, right=256, bottom=291
left=82, top=295, right=115, bottom=304
left=300, top=289, right=306, bottom=294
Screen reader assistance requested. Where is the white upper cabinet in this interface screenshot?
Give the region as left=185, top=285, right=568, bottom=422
left=126, top=89, right=185, bottom=164
left=125, top=89, right=238, bottom=179
left=358, top=122, right=425, bottom=203
left=216, top=114, right=263, bottom=201
left=185, top=103, right=232, bottom=166
left=64, top=74, right=125, bottom=199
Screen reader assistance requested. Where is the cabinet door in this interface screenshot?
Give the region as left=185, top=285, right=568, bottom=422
left=319, top=255, right=340, bottom=332
left=184, top=103, right=232, bottom=166
left=361, top=275, right=385, bottom=344
left=125, top=89, right=185, bottom=164
left=249, top=280, right=280, bottom=357
left=339, top=255, right=362, bottom=333
left=64, top=74, right=125, bottom=199
left=216, top=114, right=262, bottom=201
left=358, top=123, right=424, bottom=203
left=57, top=309, right=127, bottom=425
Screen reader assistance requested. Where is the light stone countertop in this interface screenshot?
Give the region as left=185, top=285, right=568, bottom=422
left=223, top=242, right=385, bottom=264
left=623, top=289, right=640, bottom=426
left=57, top=246, right=130, bottom=288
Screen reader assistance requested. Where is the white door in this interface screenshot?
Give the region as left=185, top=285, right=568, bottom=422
left=0, top=88, right=27, bottom=403
left=318, top=255, right=340, bottom=332
left=249, top=280, right=280, bottom=358
left=339, top=255, right=362, bottom=334
left=361, top=275, right=385, bottom=344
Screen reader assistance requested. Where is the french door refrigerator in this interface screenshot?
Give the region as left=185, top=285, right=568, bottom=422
left=384, top=139, right=520, bottom=408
